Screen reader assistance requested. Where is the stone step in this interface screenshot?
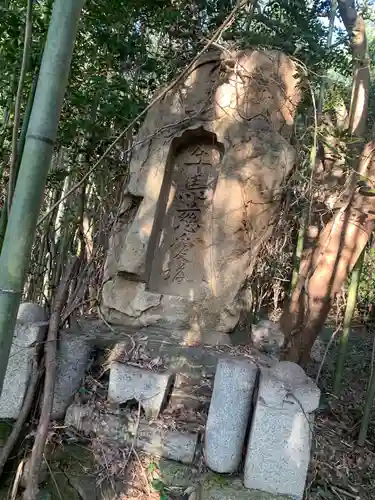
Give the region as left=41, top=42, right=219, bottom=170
left=66, top=319, right=274, bottom=377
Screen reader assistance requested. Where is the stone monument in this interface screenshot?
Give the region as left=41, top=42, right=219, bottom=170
left=102, top=49, right=300, bottom=343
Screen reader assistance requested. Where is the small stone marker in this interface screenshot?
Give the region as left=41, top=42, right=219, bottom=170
left=0, top=303, right=48, bottom=419
left=251, top=319, right=284, bottom=357
left=244, top=361, right=320, bottom=499
left=52, top=332, right=92, bottom=420
left=108, top=362, right=173, bottom=418
left=204, top=358, right=258, bottom=473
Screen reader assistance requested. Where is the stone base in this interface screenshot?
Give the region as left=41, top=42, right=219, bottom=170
left=201, top=474, right=294, bottom=499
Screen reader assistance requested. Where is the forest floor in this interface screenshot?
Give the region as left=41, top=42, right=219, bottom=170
left=306, top=324, right=375, bottom=500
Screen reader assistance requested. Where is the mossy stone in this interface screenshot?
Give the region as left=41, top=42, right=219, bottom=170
left=39, top=469, right=81, bottom=500
left=0, top=421, right=13, bottom=446
left=201, top=473, right=294, bottom=500
left=156, top=458, right=200, bottom=488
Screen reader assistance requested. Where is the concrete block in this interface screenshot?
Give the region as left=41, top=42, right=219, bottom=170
left=204, top=358, right=258, bottom=473
left=244, top=361, right=321, bottom=499
left=108, top=362, right=173, bottom=418
left=0, top=303, right=48, bottom=419
left=52, top=331, right=92, bottom=420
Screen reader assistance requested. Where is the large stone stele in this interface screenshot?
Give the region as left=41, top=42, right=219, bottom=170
left=102, top=49, right=300, bottom=343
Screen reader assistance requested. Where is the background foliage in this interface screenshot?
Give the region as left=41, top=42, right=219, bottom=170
left=0, top=0, right=372, bottom=316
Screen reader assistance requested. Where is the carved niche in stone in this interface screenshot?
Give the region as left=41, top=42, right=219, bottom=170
left=102, top=49, right=301, bottom=344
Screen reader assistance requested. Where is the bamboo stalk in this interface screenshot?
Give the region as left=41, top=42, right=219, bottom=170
left=291, top=209, right=307, bottom=292
left=0, top=0, right=84, bottom=398
left=8, top=0, right=34, bottom=214
left=358, top=349, right=375, bottom=446
left=333, top=248, right=365, bottom=396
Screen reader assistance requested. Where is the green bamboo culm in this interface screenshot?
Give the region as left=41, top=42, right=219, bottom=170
left=0, top=0, right=84, bottom=398
left=358, top=344, right=375, bottom=446
left=15, top=67, right=39, bottom=182
left=0, top=70, right=39, bottom=254
left=290, top=209, right=307, bottom=293
left=0, top=205, right=7, bottom=255
left=332, top=248, right=365, bottom=397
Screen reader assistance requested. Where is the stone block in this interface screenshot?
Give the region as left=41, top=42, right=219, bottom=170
left=0, top=303, right=48, bottom=419
left=204, top=358, right=258, bottom=473
left=251, top=320, right=284, bottom=356
left=201, top=473, right=293, bottom=499
left=244, top=361, right=320, bottom=499
left=156, top=459, right=199, bottom=488
left=52, top=331, right=92, bottom=420
left=108, top=362, right=173, bottom=418
left=169, top=372, right=212, bottom=411
left=65, top=403, right=198, bottom=464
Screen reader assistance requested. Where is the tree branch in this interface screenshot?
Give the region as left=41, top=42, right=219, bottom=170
left=23, top=257, right=79, bottom=500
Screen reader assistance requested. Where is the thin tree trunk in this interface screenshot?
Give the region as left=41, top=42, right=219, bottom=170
left=281, top=0, right=371, bottom=365
left=8, top=0, right=33, bottom=214
left=338, top=0, right=370, bottom=138
left=0, top=0, right=84, bottom=398
left=24, top=258, right=78, bottom=500
left=332, top=248, right=364, bottom=396
left=282, top=142, right=375, bottom=365
left=358, top=356, right=375, bottom=446
left=317, top=0, right=337, bottom=115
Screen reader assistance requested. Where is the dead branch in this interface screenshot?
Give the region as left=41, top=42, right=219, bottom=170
left=23, top=257, right=79, bottom=500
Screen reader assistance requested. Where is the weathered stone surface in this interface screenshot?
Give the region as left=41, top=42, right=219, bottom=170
left=0, top=303, right=48, bottom=419
left=65, top=403, right=198, bottom=463
left=205, top=358, right=258, bottom=473
left=251, top=319, right=284, bottom=356
left=63, top=319, right=275, bottom=374
left=102, top=49, right=300, bottom=341
left=17, top=302, right=47, bottom=323
left=169, top=372, right=212, bottom=410
left=0, top=421, right=13, bottom=452
left=201, top=473, right=293, bottom=499
left=244, top=361, right=320, bottom=499
left=38, top=444, right=97, bottom=500
left=66, top=476, right=98, bottom=500
left=108, top=362, right=173, bottom=418
left=156, top=459, right=200, bottom=488
left=52, top=331, right=92, bottom=420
